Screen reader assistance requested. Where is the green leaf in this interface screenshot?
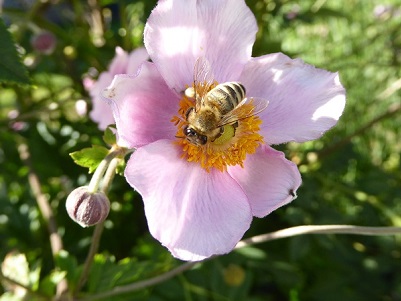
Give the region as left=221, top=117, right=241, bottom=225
left=235, top=246, right=267, bottom=260
left=103, top=125, right=117, bottom=146
left=87, top=254, right=167, bottom=294
left=40, top=271, right=66, bottom=296
left=0, top=18, right=30, bottom=85
left=70, top=145, right=109, bottom=173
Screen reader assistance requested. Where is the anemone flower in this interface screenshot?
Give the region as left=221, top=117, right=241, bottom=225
left=85, top=47, right=149, bottom=130
left=102, top=0, right=346, bottom=261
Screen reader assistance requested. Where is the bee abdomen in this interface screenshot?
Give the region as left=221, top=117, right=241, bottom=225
left=208, top=82, right=246, bottom=114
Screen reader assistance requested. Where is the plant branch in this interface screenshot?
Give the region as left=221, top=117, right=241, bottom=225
left=318, top=102, right=401, bottom=158
left=78, top=261, right=198, bottom=301
left=236, top=224, right=401, bottom=248
left=77, top=224, right=401, bottom=301
left=16, top=138, right=68, bottom=297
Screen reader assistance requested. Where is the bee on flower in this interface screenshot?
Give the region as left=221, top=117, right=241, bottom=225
left=102, top=0, right=346, bottom=261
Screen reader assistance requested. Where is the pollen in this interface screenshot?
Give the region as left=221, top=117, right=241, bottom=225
left=171, top=95, right=264, bottom=172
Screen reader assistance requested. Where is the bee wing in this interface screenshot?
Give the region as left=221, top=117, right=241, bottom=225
left=217, top=97, right=269, bottom=127
left=193, top=56, right=215, bottom=110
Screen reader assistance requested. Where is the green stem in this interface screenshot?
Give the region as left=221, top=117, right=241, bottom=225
left=101, top=157, right=120, bottom=194
left=74, top=222, right=105, bottom=295
left=87, top=147, right=121, bottom=193
left=74, top=152, right=123, bottom=296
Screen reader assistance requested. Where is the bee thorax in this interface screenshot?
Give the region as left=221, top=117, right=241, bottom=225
left=187, top=107, right=220, bottom=133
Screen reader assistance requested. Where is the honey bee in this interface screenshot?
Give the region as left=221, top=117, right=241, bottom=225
left=183, top=57, right=268, bottom=146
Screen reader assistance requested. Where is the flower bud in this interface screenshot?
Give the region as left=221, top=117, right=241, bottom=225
left=31, top=31, right=56, bottom=55
left=66, top=186, right=110, bottom=227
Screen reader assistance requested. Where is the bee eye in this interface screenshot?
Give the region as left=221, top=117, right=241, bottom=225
left=183, top=126, right=195, bottom=137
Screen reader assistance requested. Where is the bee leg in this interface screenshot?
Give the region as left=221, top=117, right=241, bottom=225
left=185, top=107, right=194, bottom=120
left=232, top=121, right=239, bottom=135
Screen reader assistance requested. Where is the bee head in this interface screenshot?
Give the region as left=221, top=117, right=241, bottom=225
left=183, top=125, right=207, bottom=145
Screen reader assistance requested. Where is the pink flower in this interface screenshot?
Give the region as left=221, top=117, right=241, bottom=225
left=86, top=47, right=149, bottom=130
left=102, top=0, right=346, bottom=261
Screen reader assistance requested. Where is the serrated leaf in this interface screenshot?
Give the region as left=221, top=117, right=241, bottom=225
left=103, top=125, right=117, bottom=146
left=0, top=19, right=30, bottom=85
left=70, top=145, right=109, bottom=173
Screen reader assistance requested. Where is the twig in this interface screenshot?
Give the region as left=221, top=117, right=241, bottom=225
left=16, top=139, right=68, bottom=297
left=318, top=102, right=401, bottom=158
left=236, top=224, right=401, bottom=248
left=78, top=261, right=198, bottom=301
left=17, top=141, right=64, bottom=256
left=87, top=0, right=105, bottom=47
left=77, top=224, right=401, bottom=301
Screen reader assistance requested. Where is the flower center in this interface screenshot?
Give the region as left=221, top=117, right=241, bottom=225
left=171, top=85, right=264, bottom=172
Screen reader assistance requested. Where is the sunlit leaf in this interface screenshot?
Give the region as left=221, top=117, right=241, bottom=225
left=70, top=145, right=109, bottom=173
left=103, top=125, right=117, bottom=146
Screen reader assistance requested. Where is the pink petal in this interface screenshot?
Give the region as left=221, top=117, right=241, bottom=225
left=108, top=46, right=130, bottom=74
left=126, top=47, right=150, bottom=74
left=102, top=62, right=178, bottom=148
left=239, top=53, right=346, bottom=145
left=89, top=72, right=115, bottom=130
left=228, top=145, right=301, bottom=218
left=144, top=0, right=257, bottom=92
left=88, top=47, right=149, bottom=130
left=125, top=139, right=252, bottom=261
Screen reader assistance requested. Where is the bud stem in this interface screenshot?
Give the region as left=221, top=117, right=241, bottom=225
left=74, top=148, right=125, bottom=296
left=87, top=146, right=122, bottom=193
left=101, top=157, right=120, bottom=194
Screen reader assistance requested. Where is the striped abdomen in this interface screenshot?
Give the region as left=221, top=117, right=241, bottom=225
left=206, top=82, right=246, bottom=115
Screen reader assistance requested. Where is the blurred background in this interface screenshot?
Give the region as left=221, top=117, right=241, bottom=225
left=1, top=0, right=401, bottom=300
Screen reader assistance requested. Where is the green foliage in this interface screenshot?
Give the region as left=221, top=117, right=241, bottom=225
left=0, top=19, right=30, bottom=85
left=103, top=126, right=117, bottom=146
left=1, top=0, right=401, bottom=301
left=70, top=145, right=109, bottom=173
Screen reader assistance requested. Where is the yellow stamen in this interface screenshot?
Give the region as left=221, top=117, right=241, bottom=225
left=171, top=91, right=264, bottom=172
